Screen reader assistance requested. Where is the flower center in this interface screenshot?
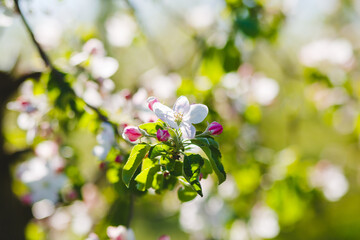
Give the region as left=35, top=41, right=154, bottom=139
left=174, top=112, right=183, bottom=125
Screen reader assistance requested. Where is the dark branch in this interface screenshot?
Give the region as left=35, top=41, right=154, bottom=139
left=12, top=72, right=42, bottom=91
left=13, top=0, right=114, bottom=125
left=14, top=0, right=54, bottom=69
left=6, top=148, right=32, bottom=163
left=85, top=102, right=110, bottom=123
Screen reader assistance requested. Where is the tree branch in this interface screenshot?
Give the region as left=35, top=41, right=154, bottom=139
left=14, top=0, right=54, bottom=69
left=14, top=0, right=114, bottom=125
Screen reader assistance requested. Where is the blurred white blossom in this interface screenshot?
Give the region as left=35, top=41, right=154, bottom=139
left=106, top=14, right=137, bottom=47
left=300, top=38, right=353, bottom=67
left=309, top=160, right=349, bottom=201
left=249, top=205, right=280, bottom=239
left=7, top=81, right=48, bottom=143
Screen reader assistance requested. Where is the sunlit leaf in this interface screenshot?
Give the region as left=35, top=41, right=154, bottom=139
left=122, top=143, right=150, bottom=187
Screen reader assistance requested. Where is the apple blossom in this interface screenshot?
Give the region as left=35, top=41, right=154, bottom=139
left=122, top=126, right=142, bottom=142
left=208, top=121, right=223, bottom=135
left=150, top=96, right=208, bottom=139
left=157, top=129, right=170, bottom=142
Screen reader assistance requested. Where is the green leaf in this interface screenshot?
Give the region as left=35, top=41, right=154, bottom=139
left=183, top=154, right=204, bottom=197
left=149, top=144, right=170, bottom=158
left=191, top=138, right=226, bottom=184
left=177, top=177, right=198, bottom=202
left=122, top=143, right=150, bottom=187
left=171, top=160, right=183, bottom=176
left=152, top=172, right=164, bottom=191
left=135, top=158, right=160, bottom=191
left=178, top=185, right=198, bottom=202
left=138, top=120, right=163, bottom=135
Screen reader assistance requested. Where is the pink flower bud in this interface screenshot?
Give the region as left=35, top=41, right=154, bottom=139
left=157, top=129, right=170, bottom=142
left=99, top=161, right=106, bottom=170
left=159, top=235, right=171, bottom=240
left=208, top=121, right=223, bottom=135
left=147, top=97, right=159, bottom=111
left=115, top=155, right=123, bottom=163
left=122, top=126, right=142, bottom=142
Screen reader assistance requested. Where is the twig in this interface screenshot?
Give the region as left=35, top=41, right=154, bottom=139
left=14, top=0, right=54, bottom=69
left=14, top=0, right=114, bottom=125
left=85, top=102, right=110, bottom=123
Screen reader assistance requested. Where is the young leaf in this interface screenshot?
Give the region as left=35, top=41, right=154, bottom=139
left=149, top=144, right=170, bottom=158
left=178, top=185, right=198, bottom=202
left=152, top=172, right=164, bottom=192
left=177, top=177, right=198, bottom=202
left=183, top=154, right=204, bottom=197
left=122, top=143, right=150, bottom=187
left=135, top=158, right=160, bottom=191
left=191, top=138, right=226, bottom=184
left=138, top=120, right=163, bottom=135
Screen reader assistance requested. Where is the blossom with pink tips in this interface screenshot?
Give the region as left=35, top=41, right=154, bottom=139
left=122, top=126, right=142, bottom=142
left=208, top=121, right=223, bottom=135
left=147, top=97, right=159, bottom=111
left=151, top=96, right=208, bottom=139
left=157, top=129, right=170, bottom=142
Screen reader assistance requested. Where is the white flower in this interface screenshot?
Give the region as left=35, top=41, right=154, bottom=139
left=151, top=96, right=208, bottom=139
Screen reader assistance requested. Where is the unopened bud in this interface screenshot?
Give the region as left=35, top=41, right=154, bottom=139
left=208, top=121, right=223, bottom=135
left=156, top=129, right=170, bottom=142
left=122, top=126, right=142, bottom=142
left=115, top=155, right=123, bottom=163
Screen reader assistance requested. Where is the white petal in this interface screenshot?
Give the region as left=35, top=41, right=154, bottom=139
left=185, top=104, right=208, bottom=124
left=180, top=122, right=196, bottom=139
left=153, top=102, right=178, bottom=129
left=173, top=96, right=190, bottom=114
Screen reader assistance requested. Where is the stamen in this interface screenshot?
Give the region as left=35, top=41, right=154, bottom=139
left=174, top=112, right=183, bottom=125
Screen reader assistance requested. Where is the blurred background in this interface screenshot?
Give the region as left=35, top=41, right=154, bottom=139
left=1, top=0, right=360, bottom=239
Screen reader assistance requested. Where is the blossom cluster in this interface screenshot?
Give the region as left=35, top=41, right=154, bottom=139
left=122, top=96, right=222, bottom=143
